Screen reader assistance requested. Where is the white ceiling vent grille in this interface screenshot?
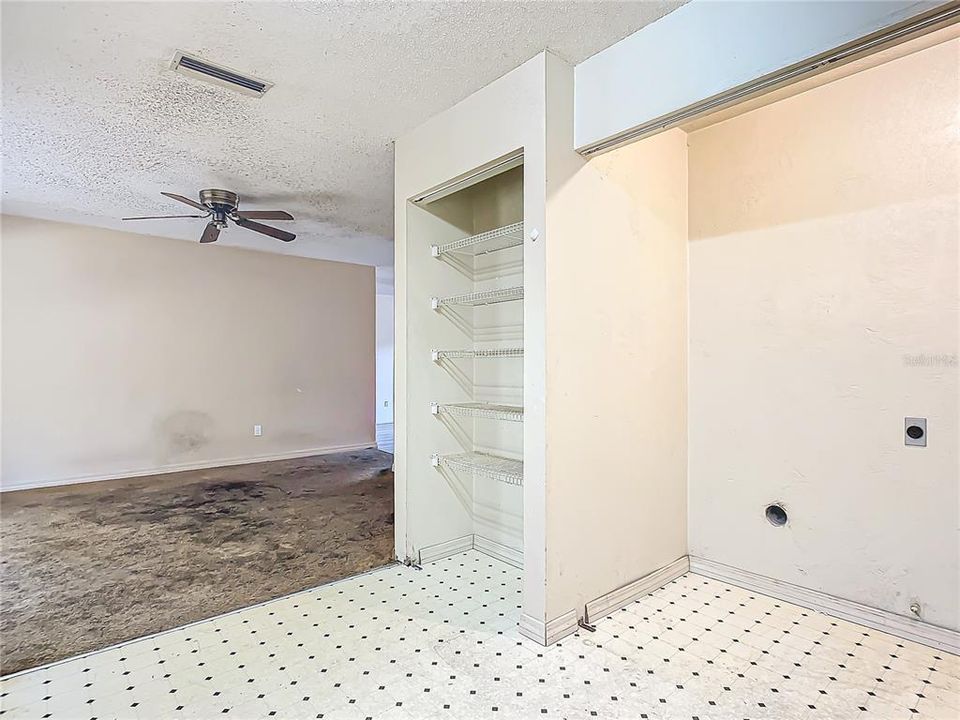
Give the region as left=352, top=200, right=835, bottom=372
left=170, top=51, right=273, bottom=97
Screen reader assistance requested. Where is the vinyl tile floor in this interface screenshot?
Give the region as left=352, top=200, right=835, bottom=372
left=1, top=551, right=957, bottom=719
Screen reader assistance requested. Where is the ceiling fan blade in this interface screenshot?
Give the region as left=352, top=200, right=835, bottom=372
left=122, top=214, right=208, bottom=221
left=236, top=210, right=294, bottom=221
left=199, top=223, right=220, bottom=244
left=161, top=192, right=208, bottom=212
left=233, top=217, right=296, bottom=242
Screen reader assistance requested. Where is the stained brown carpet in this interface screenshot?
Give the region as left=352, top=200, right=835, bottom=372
left=0, top=448, right=394, bottom=675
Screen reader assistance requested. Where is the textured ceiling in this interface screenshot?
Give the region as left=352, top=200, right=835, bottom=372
left=1, top=1, right=683, bottom=288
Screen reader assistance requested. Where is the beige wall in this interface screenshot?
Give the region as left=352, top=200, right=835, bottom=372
left=545, top=52, right=689, bottom=620
left=375, top=293, right=394, bottom=425
left=688, top=39, right=959, bottom=629
left=1, top=215, right=375, bottom=490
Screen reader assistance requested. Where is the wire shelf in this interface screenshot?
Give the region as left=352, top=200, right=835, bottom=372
left=432, top=347, right=524, bottom=361
left=432, top=451, right=523, bottom=486
left=431, top=402, right=524, bottom=422
left=432, top=222, right=524, bottom=258
left=431, top=286, right=523, bottom=309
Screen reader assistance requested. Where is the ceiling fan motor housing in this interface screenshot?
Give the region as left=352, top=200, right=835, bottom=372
left=200, top=189, right=239, bottom=228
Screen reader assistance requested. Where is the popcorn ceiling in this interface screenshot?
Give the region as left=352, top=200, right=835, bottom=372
left=1, top=0, right=683, bottom=272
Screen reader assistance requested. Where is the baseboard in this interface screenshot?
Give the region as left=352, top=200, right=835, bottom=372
left=519, top=609, right=578, bottom=646
left=690, top=556, right=960, bottom=654
left=416, top=534, right=523, bottom=569
left=546, top=609, right=580, bottom=644
left=417, top=535, right=475, bottom=564
left=473, top=535, right=523, bottom=569
left=0, top=442, right=377, bottom=493
left=585, top=555, right=690, bottom=624
left=518, top=613, right=545, bottom=644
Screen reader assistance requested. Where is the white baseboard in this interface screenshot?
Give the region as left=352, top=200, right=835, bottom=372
left=585, top=555, right=690, bottom=624
left=519, top=556, right=689, bottom=647
left=417, top=535, right=475, bottom=564
left=416, top=534, right=523, bottom=569
left=519, top=609, right=578, bottom=646
left=474, top=535, right=523, bottom=569
left=0, top=442, right=377, bottom=493
left=518, top=613, right=545, bottom=643
left=690, top=556, right=960, bottom=654
left=423, top=543, right=686, bottom=647
left=546, top=609, right=579, bottom=644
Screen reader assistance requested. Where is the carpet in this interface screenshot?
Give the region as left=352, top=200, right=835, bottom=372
left=0, top=448, right=394, bottom=675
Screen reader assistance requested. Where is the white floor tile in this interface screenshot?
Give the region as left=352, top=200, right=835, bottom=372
left=2, top=552, right=957, bottom=719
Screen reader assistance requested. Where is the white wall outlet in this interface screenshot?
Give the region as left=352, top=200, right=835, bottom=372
left=253, top=424, right=263, bottom=437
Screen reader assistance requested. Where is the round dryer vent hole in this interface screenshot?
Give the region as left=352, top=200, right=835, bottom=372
left=765, top=504, right=788, bottom=527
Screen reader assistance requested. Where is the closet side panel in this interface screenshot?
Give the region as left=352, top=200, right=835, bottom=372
left=544, top=55, right=689, bottom=622
left=402, top=202, right=477, bottom=558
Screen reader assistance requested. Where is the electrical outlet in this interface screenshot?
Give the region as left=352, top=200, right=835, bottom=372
left=253, top=424, right=262, bottom=437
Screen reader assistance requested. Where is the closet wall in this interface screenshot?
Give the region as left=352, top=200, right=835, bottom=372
left=410, top=168, right=525, bottom=559
left=394, top=53, right=549, bottom=628
left=688, top=37, right=959, bottom=630
left=396, top=53, right=691, bottom=643
left=543, top=54, right=689, bottom=624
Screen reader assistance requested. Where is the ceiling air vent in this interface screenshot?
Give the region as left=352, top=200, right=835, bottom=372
left=170, top=51, right=273, bottom=97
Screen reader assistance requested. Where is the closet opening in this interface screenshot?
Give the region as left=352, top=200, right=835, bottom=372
left=401, top=159, right=525, bottom=571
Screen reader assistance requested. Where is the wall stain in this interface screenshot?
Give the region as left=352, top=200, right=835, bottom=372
left=155, top=410, right=214, bottom=458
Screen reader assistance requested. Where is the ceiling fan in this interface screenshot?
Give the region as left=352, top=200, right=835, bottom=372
left=123, top=189, right=296, bottom=243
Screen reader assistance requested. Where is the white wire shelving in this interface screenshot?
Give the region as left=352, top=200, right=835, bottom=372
left=431, top=222, right=524, bottom=258
left=431, top=402, right=524, bottom=422
left=431, top=451, right=523, bottom=486
left=432, top=347, right=524, bottom=362
left=431, top=286, right=523, bottom=309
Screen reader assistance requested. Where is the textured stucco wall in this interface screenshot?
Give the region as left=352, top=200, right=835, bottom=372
left=1, top=215, right=375, bottom=489
left=545, top=49, right=688, bottom=620
left=688, top=38, right=959, bottom=629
